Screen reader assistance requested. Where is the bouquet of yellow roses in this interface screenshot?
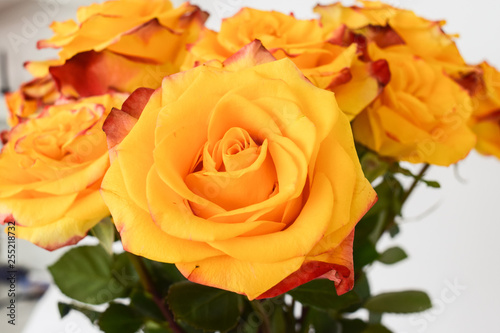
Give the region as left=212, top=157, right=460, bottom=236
left=1, top=0, right=499, bottom=332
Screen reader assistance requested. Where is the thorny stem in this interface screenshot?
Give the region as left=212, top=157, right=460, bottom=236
left=128, top=253, right=184, bottom=333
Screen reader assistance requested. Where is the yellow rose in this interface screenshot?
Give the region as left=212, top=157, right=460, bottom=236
left=463, top=62, right=500, bottom=158
left=5, top=75, right=59, bottom=127
left=185, top=7, right=389, bottom=119
left=315, top=1, right=466, bottom=70
left=353, top=44, right=476, bottom=165
left=101, top=41, right=376, bottom=300
left=0, top=94, right=127, bottom=250
left=26, top=0, right=207, bottom=97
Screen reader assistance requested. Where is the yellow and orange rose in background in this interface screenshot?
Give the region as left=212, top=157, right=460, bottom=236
left=315, top=1, right=466, bottom=70
left=0, top=93, right=127, bottom=250
left=462, top=62, right=500, bottom=159
left=101, top=42, right=377, bottom=299
left=26, top=0, right=207, bottom=98
left=352, top=44, right=475, bottom=165
left=5, top=75, right=60, bottom=127
left=185, top=7, right=389, bottom=119
left=316, top=1, right=476, bottom=165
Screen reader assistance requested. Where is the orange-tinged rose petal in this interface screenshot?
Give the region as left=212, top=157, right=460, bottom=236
left=304, top=230, right=355, bottom=295
left=176, top=256, right=304, bottom=300
left=466, top=62, right=500, bottom=159
left=239, top=221, right=286, bottom=237
left=315, top=3, right=375, bottom=31
left=14, top=222, right=84, bottom=251
left=206, top=94, right=281, bottom=149
left=203, top=133, right=309, bottom=224
left=34, top=153, right=109, bottom=195
left=49, top=50, right=177, bottom=98
left=55, top=15, right=153, bottom=60
left=146, top=166, right=289, bottom=242
left=106, top=20, right=182, bottom=63
left=222, top=40, right=276, bottom=71
left=12, top=184, right=110, bottom=251
left=206, top=87, right=318, bottom=165
left=207, top=173, right=334, bottom=263
left=103, top=88, right=155, bottom=161
left=309, top=112, right=377, bottom=255
left=258, top=230, right=355, bottom=299
left=250, top=60, right=337, bottom=142
left=0, top=192, right=77, bottom=228
left=473, top=121, right=500, bottom=158
left=258, top=262, right=349, bottom=299
left=331, top=58, right=390, bottom=120
left=25, top=59, right=64, bottom=78
left=112, top=90, right=162, bottom=211
left=101, top=159, right=223, bottom=262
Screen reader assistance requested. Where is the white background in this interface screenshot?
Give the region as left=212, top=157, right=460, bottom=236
left=0, top=0, right=499, bottom=332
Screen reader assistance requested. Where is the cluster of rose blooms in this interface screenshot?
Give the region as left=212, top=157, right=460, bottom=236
left=0, top=0, right=498, bottom=300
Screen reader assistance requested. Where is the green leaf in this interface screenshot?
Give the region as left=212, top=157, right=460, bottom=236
left=355, top=174, right=404, bottom=248
left=388, top=224, right=400, bottom=238
left=354, top=241, right=380, bottom=271
left=234, top=299, right=264, bottom=333
left=130, top=289, right=164, bottom=322
left=352, top=274, right=371, bottom=301
left=288, top=279, right=361, bottom=311
left=363, top=324, right=393, bottom=333
left=49, top=246, right=128, bottom=304
left=143, top=259, right=186, bottom=295
left=360, top=152, right=390, bottom=183
left=300, top=308, right=340, bottom=333
left=368, top=311, right=382, bottom=324
left=423, top=180, right=440, bottom=188
left=58, top=302, right=71, bottom=318
left=236, top=322, right=258, bottom=333
left=90, top=217, right=115, bottom=255
left=364, top=291, right=432, bottom=314
left=58, top=302, right=101, bottom=324
left=168, top=281, right=241, bottom=332
left=340, top=319, right=368, bottom=333
left=378, top=247, right=408, bottom=265
left=111, top=252, right=139, bottom=289
left=395, top=166, right=440, bottom=188
left=98, top=303, right=143, bottom=333
left=270, top=305, right=287, bottom=333
left=143, top=321, right=173, bottom=333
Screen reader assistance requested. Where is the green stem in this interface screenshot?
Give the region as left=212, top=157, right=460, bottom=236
left=401, top=164, right=431, bottom=205
left=251, top=300, right=272, bottom=333
left=381, top=163, right=431, bottom=237
left=298, top=304, right=309, bottom=333
left=128, top=253, right=184, bottom=333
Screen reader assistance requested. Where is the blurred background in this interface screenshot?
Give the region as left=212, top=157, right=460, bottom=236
left=0, top=0, right=499, bottom=332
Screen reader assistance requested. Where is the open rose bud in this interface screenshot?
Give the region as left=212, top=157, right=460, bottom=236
left=26, top=0, right=207, bottom=98
left=352, top=44, right=475, bottom=165
left=5, top=75, right=60, bottom=127
left=184, top=7, right=389, bottom=119
left=463, top=62, right=500, bottom=159
left=0, top=94, right=127, bottom=250
left=101, top=41, right=377, bottom=300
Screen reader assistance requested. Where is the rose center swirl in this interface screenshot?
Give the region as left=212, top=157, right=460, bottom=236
left=185, top=127, right=277, bottom=213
